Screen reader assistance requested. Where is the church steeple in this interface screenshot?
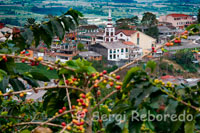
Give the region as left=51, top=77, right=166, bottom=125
left=108, top=8, right=112, bottom=20
left=104, top=8, right=115, bottom=43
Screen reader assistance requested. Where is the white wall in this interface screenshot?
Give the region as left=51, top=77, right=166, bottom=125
left=56, top=56, right=69, bottom=63
left=107, top=48, right=129, bottom=61
left=130, top=31, right=156, bottom=53
left=115, top=32, right=131, bottom=42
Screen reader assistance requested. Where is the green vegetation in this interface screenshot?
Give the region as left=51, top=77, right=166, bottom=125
left=144, top=26, right=159, bottom=40
left=141, top=12, right=158, bottom=27
left=91, top=57, right=118, bottom=73
left=16, top=63, right=58, bottom=79
left=172, top=49, right=198, bottom=73
left=116, top=12, right=159, bottom=39
left=141, top=12, right=159, bottom=39
left=77, top=43, right=85, bottom=51
left=116, top=16, right=139, bottom=29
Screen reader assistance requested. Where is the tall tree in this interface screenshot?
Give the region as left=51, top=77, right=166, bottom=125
left=116, top=16, right=139, bottom=29
left=141, top=12, right=158, bottom=27
left=144, top=26, right=159, bottom=40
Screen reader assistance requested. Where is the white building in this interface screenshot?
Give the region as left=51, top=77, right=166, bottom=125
left=115, top=30, right=137, bottom=42
left=90, top=41, right=143, bottom=62
left=103, top=9, right=116, bottom=43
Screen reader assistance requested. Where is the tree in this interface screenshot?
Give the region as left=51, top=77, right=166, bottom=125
left=173, top=49, right=197, bottom=72
left=144, top=26, right=159, bottom=39
left=77, top=43, right=85, bottom=51
left=141, top=12, right=158, bottom=27
left=116, top=16, right=139, bottom=29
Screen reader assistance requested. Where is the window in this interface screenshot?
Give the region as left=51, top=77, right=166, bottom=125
left=114, top=49, right=116, bottom=53
left=110, top=49, right=112, bottom=53
left=115, top=37, right=117, bottom=40
left=110, top=55, right=112, bottom=59
left=137, top=38, right=139, bottom=45
left=113, top=54, right=116, bottom=59
left=117, top=55, right=119, bottom=58
left=111, top=32, right=113, bottom=36
left=106, top=38, right=109, bottom=42
left=126, top=48, right=128, bottom=52
left=120, top=34, right=123, bottom=37
left=106, top=32, right=109, bottom=36
left=117, top=49, right=119, bottom=52
left=121, top=48, right=124, bottom=53
left=111, top=38, right=113, bottom=42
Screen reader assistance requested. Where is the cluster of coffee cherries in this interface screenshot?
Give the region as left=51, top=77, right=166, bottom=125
left=165, top=42, right=174, bottom=47
left=181, top=30, right=188, bottom=39
left=19, top=50, right=44, bottom=66
left=20, top=50, right=30, bottom=56
left=58, top=93, right=92, bottom=132
left=2, top=55, right=7, bottom=62
left=91, top=70, right=122, bottom=93
left=65, top=77, right=80, bottom=87
left=151, top=47, right=157, bottom=53
left=174, top=37, right=181, bottom=43
left=70, top=93, right=92, bottom=132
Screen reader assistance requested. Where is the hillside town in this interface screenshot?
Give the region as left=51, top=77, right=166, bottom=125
left=0, top=8, right=200, bottom=93
left=1, top=1, right=200, bottom=132
left=1, top=9, right=199, bottom=64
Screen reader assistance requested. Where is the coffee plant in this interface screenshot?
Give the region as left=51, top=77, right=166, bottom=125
left=0, top=9, right=199, bottom=133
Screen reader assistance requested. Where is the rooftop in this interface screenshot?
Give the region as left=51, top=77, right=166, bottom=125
left=123, top=41, right=135, bottom=45
left=100, top=42, right=130, bottom=49
left=79, top=51, right=102, bottom=57
left=78, top=25, right=99, bottom=30
left=167, top=14, right=190, bottom=18
left=78, top=32, right=104, bottom=37
left=115, top=29, right=137, bottom=36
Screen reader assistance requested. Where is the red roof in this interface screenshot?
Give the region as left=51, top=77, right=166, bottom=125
left=123, top=41, right=135, bottom=45
left=0, top=23, right=4, bottom=29
left=12, top=27, right=20, bottom=33
left=167, top=14, right=189, bottom=18
left=116, top=30, right=137, bottom=36
left=161, top=75, right=175, bottom=79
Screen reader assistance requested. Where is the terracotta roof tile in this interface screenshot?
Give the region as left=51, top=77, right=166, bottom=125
left=116, top=30, right=137, bottom=36
left=161, top=75, right=175, bottom=79
left=167, top=14, right=190, bottom=18
left=123, top=41, right=135, bottom=45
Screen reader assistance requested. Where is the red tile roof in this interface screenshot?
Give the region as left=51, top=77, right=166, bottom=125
left=0, top=23, right=4, bottom=29
left=123, top=41, right=135, bottom=45
left=167, top=14, right=189, bottom=18
left=161, top=75, right=175, bottom=79
left=116, top=30, right=137, bottom=36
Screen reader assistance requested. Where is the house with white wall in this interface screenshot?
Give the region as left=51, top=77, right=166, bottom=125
left=115, top=30, right=137, bottom=42
left=115, top=30, right=156, bottom=54
left=159, top=14, right=196, bottom=29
